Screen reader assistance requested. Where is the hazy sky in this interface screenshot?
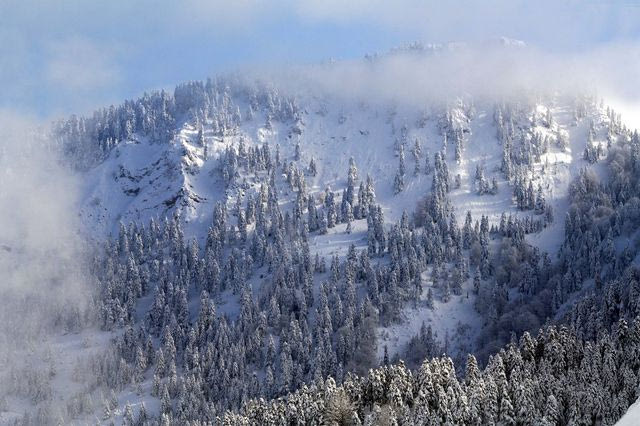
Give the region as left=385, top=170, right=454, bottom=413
left=1, top=0, right=639, bottom=119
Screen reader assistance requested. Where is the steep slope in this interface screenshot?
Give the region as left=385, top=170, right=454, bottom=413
left=92, top=98, right=592, bottom=243
left=41, top=49, right=640, bottom=423
left=70, top=85, right=618, bottom=365
left=78, top=92, right=602, bottom=248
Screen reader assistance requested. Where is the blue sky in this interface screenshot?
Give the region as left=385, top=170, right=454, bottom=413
left=1, top=0, right=639, bottom=119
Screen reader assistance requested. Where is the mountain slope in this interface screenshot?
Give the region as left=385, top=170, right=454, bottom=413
left=33, top=50, right=640, bottom=424
left=70, top=82, right=618, bottom=358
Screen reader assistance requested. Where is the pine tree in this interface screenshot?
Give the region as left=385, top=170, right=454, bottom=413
left=393, top=172, right=405, bottom=195
left=556, top=129, right=569, bottom=152
left=123, top=402, right=134, bottom=426
left=412, top=138, right=422, bottom=176
left=473, top=270, right=481, bottom=295
left=196, top=125, right=205, bottom=147
left=309, top=157, right=317, bottom=177
left=442, top=279, right=451, bottom=302
left=424, top=151, right=432, bottom=175
left=426, top=287, right=434, bottom=308
left=535, top=184, right=546, bottom=213
left=137, top=402, right=148, bottom=425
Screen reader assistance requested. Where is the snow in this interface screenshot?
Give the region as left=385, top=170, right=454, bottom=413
left=310, top=219, right=368, bottom=258
left=0, top=328, right=115, bottom=425
left=76, top=94, right=608, bottom=256
left=378, top=269, right=481, bottom=360
left=606, top=97, right=640, bottom=132
left=617, top=399, right=640, bottom=426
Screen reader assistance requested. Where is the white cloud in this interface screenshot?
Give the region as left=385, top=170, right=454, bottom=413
left=259, top=40, right=640, bottom=111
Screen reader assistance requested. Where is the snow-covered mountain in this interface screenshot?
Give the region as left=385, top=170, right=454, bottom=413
left=70, top=80, right=619, bottom=355
left=5, top=44, right=640, bottom=424
left=76, top=88, right=606, bottom=251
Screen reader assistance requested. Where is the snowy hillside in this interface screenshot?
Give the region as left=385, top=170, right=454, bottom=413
left=78, top=91, right=607, bottom=251
left=7, top=46, right=638, bottom=424
left=71, top=82, right=617, bottom=359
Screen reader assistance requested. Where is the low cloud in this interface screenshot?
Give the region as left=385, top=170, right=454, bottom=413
left=255, top=40, right=640, bottom=123
left=0, top=109, right=93, bottom=423
left=0, top=109, right=91, bottom=347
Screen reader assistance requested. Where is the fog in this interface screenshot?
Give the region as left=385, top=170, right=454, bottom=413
left=0, top=110, right=94, bottom=421
left=0, top=109, right=91, bottom=333
left=260, top=41, right=640, bottom=128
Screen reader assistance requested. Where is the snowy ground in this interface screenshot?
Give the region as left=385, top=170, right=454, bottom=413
left=617, top=400, right=640, bottom=426
left=377, top=269, right=481, bottom=360
left=0, top=328, right=115, bottom=425
left=309, top=219, right=368, bottom=258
